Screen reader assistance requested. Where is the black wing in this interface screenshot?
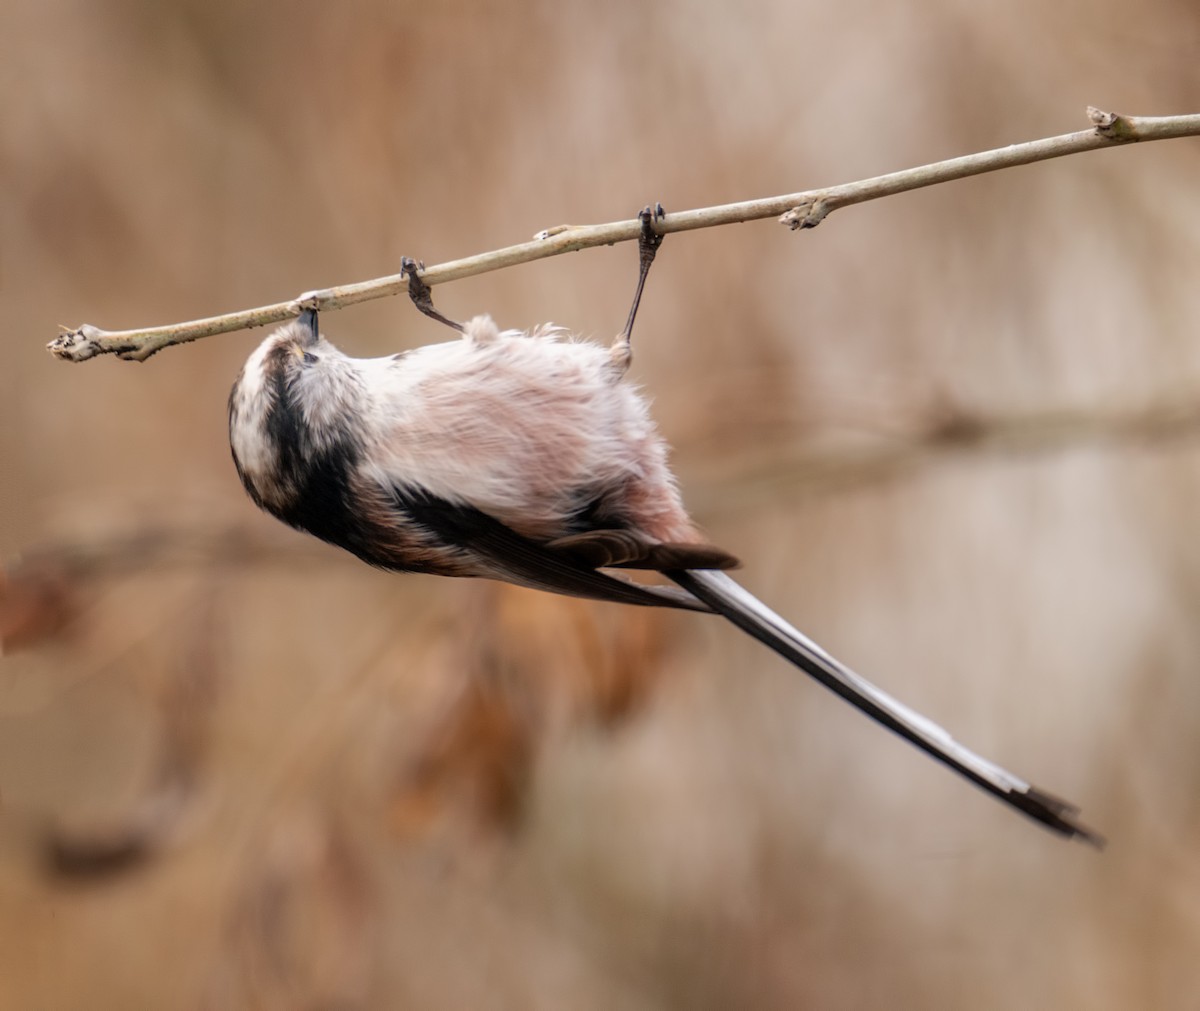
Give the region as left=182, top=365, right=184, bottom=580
left=546, top=529, right=740, bottom=571
left=390, top=485, right=714, bottom=611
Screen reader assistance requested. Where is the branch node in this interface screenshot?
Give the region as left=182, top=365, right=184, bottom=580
left=293, top=289, right=332, bottom=313
left=116, top=342, right=161, bottom=363
left=47, top=324, right=105, bottom=363
left=1088, top=106, right=1136, bottom=142
left=779, top=198, right=831, bottom=231
left=533, top=224, right=574, bottom=240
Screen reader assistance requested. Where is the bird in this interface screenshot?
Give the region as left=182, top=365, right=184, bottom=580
left=228, top=206, right=1102, bottom=847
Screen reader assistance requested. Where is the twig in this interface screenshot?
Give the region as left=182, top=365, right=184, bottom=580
left=46, top=107, right=1200, bottom=363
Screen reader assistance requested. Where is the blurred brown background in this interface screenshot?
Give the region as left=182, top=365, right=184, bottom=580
left=3, top=1, right=1200, bottom=1008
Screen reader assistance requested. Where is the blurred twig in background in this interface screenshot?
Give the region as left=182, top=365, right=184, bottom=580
left=1, top=523, right=336, bottom=656
left=392, top=583, right=670, bottom=839
left=688, top=387, right=1200, bottom=515
left=203, top=809, right=374, bottom=1011
left=43, top=582, right=222, bottom=878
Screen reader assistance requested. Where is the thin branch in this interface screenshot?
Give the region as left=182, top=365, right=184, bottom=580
left=47, top=107, right=1200, bottom=363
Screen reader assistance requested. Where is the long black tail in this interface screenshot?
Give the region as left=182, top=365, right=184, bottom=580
left=669, top=569, right=1103, bottom=847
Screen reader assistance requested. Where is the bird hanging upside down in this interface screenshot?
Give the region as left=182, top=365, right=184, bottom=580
left=228, top=206, right=1102, bottom=847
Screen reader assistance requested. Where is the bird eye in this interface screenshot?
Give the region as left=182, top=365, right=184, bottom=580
left=302, top=351, right=319, bottom=365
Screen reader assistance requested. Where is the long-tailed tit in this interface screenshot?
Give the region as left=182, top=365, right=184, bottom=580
left=229, top=207, right=1101, bottom=846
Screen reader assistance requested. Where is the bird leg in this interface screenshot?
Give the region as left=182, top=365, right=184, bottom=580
left=400, top=257, right=465, bottom=334
left=611, top=203, right=665, bottom=374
